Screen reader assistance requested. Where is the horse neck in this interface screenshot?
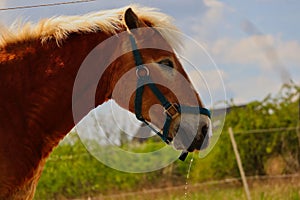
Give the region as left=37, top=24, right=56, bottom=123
left=24, top=31, right=118, bottom=149
left=0, top=30, right=122, bottom=199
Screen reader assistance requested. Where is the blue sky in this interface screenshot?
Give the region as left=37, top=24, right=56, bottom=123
left=0, top=0, right=299, bottom=106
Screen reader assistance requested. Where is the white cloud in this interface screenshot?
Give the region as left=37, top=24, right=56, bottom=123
left=190, top=0, right=226, bottom=37
left=211, top=35, right=275, bottom=68
left=210, top=34, right=299, bottom=82
left=227, top=74, right=282, bottom=105
left=188, top=69, right=227, bottom=107
left=189, top=69, right=227, bottom=92
left=202, top=0, right=225, bottom=24
left=277, top=40, right=300, bottom=67
left=0, top=0, right=6, bottom=24
left=189, top=33, right=300, bottom=103
left=0, top=1, right=6, bottom=8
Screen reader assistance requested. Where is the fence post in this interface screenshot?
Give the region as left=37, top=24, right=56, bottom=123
left=228, top=127, right=252, bottom=200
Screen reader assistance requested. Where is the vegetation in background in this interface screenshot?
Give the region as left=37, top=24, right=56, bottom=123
left=212, top=82, right=299, bottom=177
left=34, top=83, right=299, bottom=199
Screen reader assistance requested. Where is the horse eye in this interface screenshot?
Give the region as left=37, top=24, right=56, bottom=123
left=158, top=59, right=174, bottom=68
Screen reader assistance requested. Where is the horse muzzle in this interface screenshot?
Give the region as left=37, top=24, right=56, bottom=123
left=172, top=114, right=212, bottom=152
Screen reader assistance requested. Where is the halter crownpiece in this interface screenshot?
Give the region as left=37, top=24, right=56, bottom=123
left=129, top=34, right=211, bottom=161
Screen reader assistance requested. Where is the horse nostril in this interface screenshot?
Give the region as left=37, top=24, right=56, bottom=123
left=201, top=125, right=209, bottom=137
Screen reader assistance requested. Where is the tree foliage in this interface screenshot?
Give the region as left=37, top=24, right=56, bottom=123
left=191, top=82, right=299, bottom=179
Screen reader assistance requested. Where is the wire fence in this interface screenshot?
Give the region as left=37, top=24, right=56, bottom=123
left=0, top=0, right=96, bottom=11
left=228, top=126, right=300, bottom=200
left=109, top=173, right=300, bottom=198
left=233, top=126, right=299, bottom=134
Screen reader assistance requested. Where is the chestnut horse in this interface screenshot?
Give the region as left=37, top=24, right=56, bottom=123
left=0, top=5, right=211, bottom=199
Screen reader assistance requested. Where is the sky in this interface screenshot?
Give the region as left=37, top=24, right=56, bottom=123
left=0, top=0, right=299, bottom=106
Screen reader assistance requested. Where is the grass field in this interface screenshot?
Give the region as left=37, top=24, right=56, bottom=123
left=90, top=175, right=300, bottom=200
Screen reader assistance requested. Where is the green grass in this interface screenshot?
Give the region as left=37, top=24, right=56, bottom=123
left=97, top=177, right=300, bottom=200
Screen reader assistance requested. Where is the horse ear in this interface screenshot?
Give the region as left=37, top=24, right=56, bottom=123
left=124, top=8, right=145, bottom=30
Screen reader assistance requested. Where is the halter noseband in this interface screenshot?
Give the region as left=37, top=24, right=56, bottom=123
left=129, top=34, right=211, bottom=161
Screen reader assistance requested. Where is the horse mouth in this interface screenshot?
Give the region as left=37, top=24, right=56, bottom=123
left=172, top=124, right=210, bottom=152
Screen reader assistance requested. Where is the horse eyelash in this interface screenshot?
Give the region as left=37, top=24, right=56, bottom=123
left=158, top=59, right=174, bottom=68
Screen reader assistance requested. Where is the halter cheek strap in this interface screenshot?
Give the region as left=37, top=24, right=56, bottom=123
left=132, top=37, right=175, bottom=143
left=129, top=34, right=211, bottom=161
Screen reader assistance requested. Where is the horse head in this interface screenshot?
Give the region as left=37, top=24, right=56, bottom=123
left=105, top=8, right=212, bottom=156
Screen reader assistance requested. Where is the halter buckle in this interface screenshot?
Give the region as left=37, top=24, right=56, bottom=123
left=164, top=104, right=180, bottom=119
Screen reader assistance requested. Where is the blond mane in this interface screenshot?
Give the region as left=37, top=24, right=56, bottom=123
left=0, top=5, right=182, bottom=51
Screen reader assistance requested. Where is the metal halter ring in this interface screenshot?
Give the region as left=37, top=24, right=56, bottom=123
left=136, top=65, right=150, bottom=78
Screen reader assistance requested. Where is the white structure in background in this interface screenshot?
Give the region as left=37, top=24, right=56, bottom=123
left=75, top=100, right=149, bottom=146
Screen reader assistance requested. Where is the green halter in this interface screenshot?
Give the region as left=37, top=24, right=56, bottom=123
left=129, top=34, right=211, bottom=161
